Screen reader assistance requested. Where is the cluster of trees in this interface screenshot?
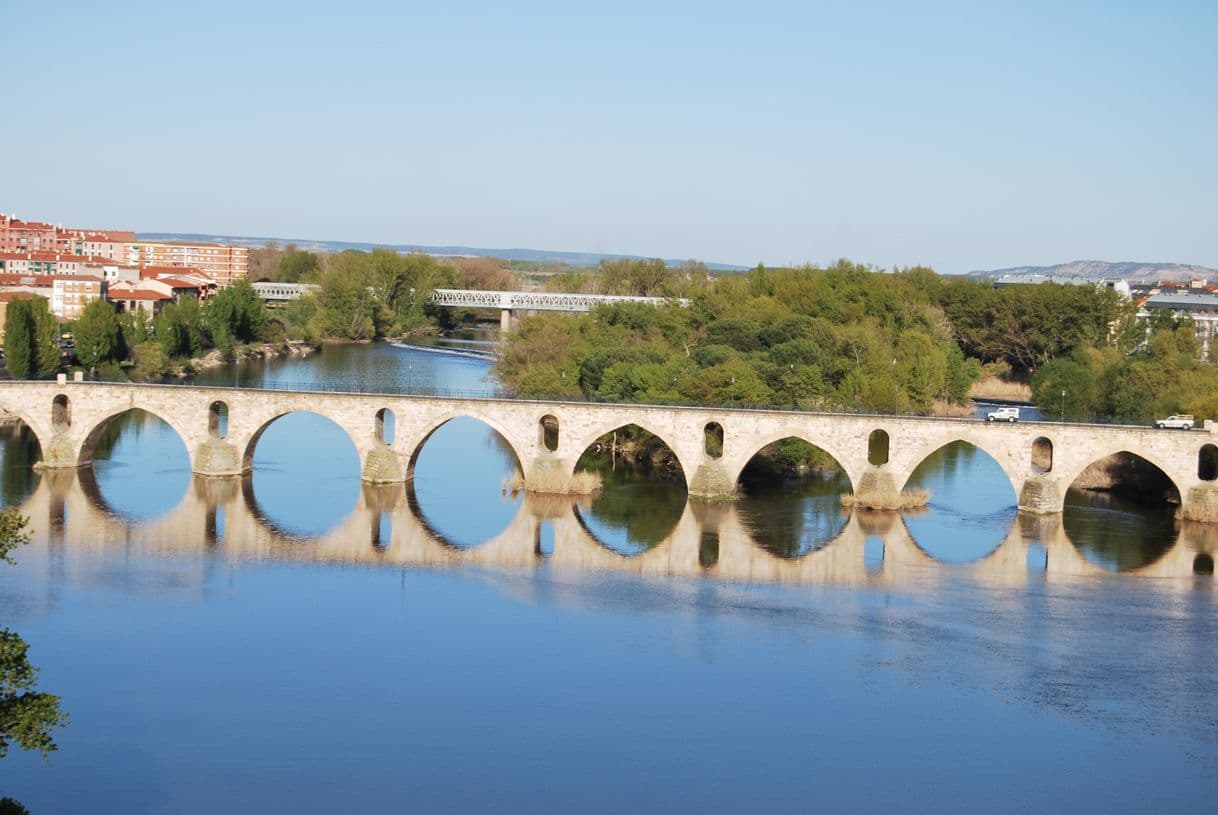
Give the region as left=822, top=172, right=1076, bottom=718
left=258, top=249, right=521, bottom=342
left=3, top=280, right=273, bottom=381
left=924, top=275, right=1138, bottom=373
left=502, top=258, right=1198, bottom=423
left=248, top=242, right=322, bottom=283
left=498, top=260, right=981, bottom=415
left=278, top=250, right=454, bottom=342
left=1030, top=320, right=1218, bottom=422
left=543, top=258, right=710, bottom=298
left=1, top=298, right=62, bottom=379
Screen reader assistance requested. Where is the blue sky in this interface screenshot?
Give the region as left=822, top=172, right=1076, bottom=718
left=5, top=0, right=1216, bottom=272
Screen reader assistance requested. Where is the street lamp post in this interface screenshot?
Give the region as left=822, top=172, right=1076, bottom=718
left=1060, top=387, right=1066, bottom=422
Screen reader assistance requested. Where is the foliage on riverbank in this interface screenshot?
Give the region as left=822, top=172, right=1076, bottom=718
left=498, top=260, right=982, bottom=415
left=1031, top=321, right=1218, bottom=423
left=252, top=245, right=522, bottom=342
left=62, top=279, right=274, bottom=380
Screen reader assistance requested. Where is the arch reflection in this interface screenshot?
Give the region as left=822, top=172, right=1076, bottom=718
left=84, top=409, right=190, bottom=522
left=901, top=441, right=1016, bottom=564
left=0, top=419, right=43, bottom=506
left=409, top=416, right=522, bottom=549
left=735, top=437, right=852, bottom=559
left=1063, top=451, right=1181, bottom=573
left=572, top=423, right=687, bottom=556
left=246, top=412, right=361, bottom=539
left=9, top=468, right=1212, bottom=587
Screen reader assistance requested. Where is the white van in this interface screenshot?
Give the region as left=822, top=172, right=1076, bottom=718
left=985, top=406, right=1020, bottom=423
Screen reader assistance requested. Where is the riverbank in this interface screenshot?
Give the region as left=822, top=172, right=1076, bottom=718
left=164, top=339, right=318, bottom=378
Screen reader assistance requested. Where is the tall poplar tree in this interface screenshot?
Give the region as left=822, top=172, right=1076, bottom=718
left=72, top=299, right=121, bottom=373
left=2, top=300, right=34, bottom=378
left=30, top=299, right=61, bottom=378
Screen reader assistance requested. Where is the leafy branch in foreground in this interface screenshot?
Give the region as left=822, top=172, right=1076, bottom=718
left=0, top=508, right=66, bottom=760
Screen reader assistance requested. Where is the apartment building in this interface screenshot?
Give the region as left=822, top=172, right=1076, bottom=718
left=51, top=275, right=107, bottom=321
left=0, top=271, right=104, bottom=321
left=0, top=251, right=117, bottom=276
left=1, top=214, right=134, bottom=256
left=127, top=241, right=248, bottom=286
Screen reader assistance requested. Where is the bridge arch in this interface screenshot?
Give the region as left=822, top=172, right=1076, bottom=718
left=75, top=408, right=193, bottom=522
left=241, top=408, right=361, bottom=474
left=728, top=430, right=856, bottom=493
left=539, top=414, right=559, bottom=453
left=1056, top=446, right=1186, bottom=510
left=566, top=420, right=692, bottom=490
left=209, top=400, right=229, bottom=439
left=405, top=411, right=527, bottom=481
left=898, top=433, right=1024, bottom=500
left=78, top=406, right=194, bottom=469
left=0, top=408, right=45, bottom=456
left=868, top=429, right=889, bottom=466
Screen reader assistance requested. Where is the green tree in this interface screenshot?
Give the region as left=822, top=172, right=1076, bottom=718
left=2, top=300, right=34, bottom=379
left=278, top=249, right=321, bottom=283
left=206, top=280, right=267, bottom=346
left=31, top=299, right=60, bottom=378
left=72, top=299, right=121, bottom=373
left=156, top=297, right=206, bottom=359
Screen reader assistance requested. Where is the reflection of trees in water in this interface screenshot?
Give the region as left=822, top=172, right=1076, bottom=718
left=1063, top=488, right=1179, bottom=571
left=578, top=453, right=686, bottom=553
left=575, top=425, right=685, bottom=480
left=738, top=470, right=852, bottom=558
left=735, top=438, right=850, bottom=559
left=0, top=424, right=41, bottom=508
left=908, top=441, right=978, bottom=488
left=90, top=409, right=155, bottom=462
left=486, top=429, right=523, bottom=471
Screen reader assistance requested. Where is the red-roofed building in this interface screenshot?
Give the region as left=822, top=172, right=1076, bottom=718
left=0, top=251, right=120, bottom=277
left=108, top=279, right=177, bottom=316
left=1, top=213, right=134, bottom=256
left=128, top=241, right=248, bottom=286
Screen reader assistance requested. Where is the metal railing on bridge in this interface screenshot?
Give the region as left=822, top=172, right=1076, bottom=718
left=428, top=289, right=691, bottom=312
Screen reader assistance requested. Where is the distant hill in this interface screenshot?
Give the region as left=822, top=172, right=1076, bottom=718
left=137, top=232, right=750, bottom=272
left=970, top=260, right=1218, bottom=284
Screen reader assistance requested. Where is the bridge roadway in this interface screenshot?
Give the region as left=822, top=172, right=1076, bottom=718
left=17, top=468, right=1217, bottom=586
left=4, top=379, right=1218, bottom=520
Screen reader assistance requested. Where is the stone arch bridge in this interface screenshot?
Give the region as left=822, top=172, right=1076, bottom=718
left=4, top=380, right=1218, bottom=521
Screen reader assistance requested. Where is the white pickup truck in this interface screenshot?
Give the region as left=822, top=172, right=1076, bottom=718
left=1155, top=414, right=1194, bottom=429
left=985, top=406, right=1020, bottom=423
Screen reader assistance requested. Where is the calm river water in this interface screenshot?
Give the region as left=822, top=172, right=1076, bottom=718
left=1, top=342, right=1215, bottom=813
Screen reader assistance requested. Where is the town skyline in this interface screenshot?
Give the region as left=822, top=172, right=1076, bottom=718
left=6, top=204, right=1217, bottom=279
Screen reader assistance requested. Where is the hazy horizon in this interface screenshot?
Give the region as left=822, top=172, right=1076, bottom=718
left=7, top=0, right=1215, bottom=273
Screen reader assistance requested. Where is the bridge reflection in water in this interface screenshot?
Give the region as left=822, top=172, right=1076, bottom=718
left=18, top=468, right=1217, bottom=587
